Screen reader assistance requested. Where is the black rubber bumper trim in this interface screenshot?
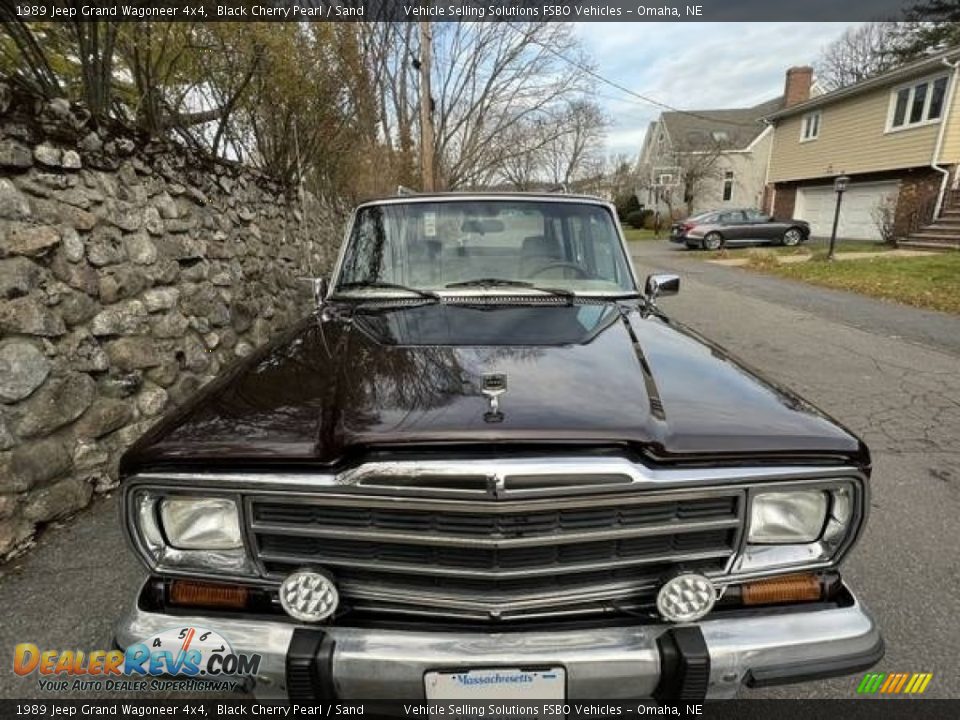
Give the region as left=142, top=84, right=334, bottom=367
left=653, top=626, right=710, bottom=700
left=285, top=628, right=337, bottom=701
left=745, top=636, right=885, bottom=688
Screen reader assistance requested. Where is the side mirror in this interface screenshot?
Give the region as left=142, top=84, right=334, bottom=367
left=644, top=273, right=680, bottom=301
left=312, top=277, right=329, bottom=306
left=300, top=277, right=328, bottom=308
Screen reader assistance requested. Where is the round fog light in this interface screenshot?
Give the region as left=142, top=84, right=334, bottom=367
left=279, top=569, right=339, bottom=622
left=656, top=573, right=716, bottom=623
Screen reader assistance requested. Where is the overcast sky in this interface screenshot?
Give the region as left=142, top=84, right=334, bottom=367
left=573, top=22, right=861, bottom=158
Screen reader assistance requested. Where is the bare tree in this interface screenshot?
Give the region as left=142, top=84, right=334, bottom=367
left=654, top=138, right=731, bottom=217
left=0, top=19, right=604, bottom=203
left=542, top=100, right=608, bottom=186
left=872, top=196, right=899, bottom=245
left=499, top=118, right=546, bottom=190
left=815, top=22, right=904, bottom=91
left=428, top=22, right=591, bottom=189
left=597, top=155, right=637, bottom=202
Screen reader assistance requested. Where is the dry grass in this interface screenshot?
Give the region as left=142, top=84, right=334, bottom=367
left=700, top=239, right=888, bottom=259
left=743, top=249, right=782, bottom=271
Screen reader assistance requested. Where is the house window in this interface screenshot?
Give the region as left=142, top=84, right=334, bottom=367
left=801, top=111, right=821, bottom=141
left=889, top=75, right=949, bottom=130
left=722, top=171, right=734, bottom=202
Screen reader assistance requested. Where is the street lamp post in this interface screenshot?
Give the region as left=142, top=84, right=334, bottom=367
left=827, top=174, right=850, bottom=260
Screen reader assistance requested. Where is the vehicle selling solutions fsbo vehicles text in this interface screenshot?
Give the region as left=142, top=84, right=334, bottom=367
left=402, top=5, right=702, bottom=19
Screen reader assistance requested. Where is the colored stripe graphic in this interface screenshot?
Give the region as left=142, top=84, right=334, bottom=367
left=857, top=672, right=933, bottom=695
left=856, top=673, right=880, bottom=693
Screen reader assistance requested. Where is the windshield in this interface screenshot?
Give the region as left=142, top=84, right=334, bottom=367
left=335, top=200, right=636, bottom=295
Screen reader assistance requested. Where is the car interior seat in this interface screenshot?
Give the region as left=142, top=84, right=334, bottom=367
left=520, top=235, right=563, bottom=277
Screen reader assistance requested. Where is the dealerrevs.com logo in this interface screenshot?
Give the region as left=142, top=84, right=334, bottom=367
left=14, top=626, right=262, bottom=692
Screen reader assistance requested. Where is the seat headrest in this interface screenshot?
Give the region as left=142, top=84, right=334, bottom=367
left=522, top=235, right=561, bottom=257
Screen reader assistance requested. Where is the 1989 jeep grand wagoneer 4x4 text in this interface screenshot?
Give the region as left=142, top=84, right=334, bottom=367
left=116, top=193, right=882, bottom=700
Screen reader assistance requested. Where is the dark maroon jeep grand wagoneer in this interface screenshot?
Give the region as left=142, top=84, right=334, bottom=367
left=116, top=193, right=882, bottom=700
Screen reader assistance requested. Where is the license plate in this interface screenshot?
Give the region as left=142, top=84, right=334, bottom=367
left=424, top=666, right=565, bottom=702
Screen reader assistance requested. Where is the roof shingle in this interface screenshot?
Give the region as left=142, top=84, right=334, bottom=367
left=661, top=96, right=783, bottom=152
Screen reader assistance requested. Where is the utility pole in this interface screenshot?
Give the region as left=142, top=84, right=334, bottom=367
left=418, top=19, right=435, bottom=192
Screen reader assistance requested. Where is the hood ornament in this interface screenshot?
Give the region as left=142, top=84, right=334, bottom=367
left=481, top=373, right=507, bottom=424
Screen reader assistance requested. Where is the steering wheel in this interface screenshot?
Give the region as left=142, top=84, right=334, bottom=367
left=528, top=261, right=590, bottom=279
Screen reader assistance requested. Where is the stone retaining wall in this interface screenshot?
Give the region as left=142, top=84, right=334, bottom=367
left=0, top=85, right=337, bottom=557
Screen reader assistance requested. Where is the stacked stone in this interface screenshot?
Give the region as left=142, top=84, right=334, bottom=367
left=0, top=85, right=337, bottom=557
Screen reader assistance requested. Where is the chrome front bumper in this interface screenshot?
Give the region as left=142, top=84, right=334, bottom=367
left=115, top=582, right=882, bottom=699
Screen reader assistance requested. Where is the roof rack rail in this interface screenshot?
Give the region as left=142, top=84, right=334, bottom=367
left=396, top=185, right=419, bottom=196
left=547, top=184, right=569, bottom=194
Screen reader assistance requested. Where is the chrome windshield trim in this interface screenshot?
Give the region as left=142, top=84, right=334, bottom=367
left=328, top=195, right=641, bottom=299
left=355, top=194, right=612, bottom=208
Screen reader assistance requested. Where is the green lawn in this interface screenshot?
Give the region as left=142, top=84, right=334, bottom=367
left=623, top=228, right=661, bottom=242
left=756, top=252, right=960, bottom=315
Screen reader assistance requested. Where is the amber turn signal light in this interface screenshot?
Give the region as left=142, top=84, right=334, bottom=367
left=169, top=580, right=249, bottom=609
left=741, top=573, right=822, bottom=606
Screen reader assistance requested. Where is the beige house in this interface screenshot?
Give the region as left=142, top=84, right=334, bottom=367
left=637, top=97, right=782, bottom=217
left=765, top=47, right=960, bottom=243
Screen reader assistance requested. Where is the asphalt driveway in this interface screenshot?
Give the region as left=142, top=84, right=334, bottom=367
left=1, top=239, right=958, bottom=699
left=631, top=239, right=960, bottom=698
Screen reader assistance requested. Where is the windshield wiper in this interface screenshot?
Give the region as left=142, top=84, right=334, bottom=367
left=446, top=278, right=577, bottom=303
left=445, top=278, right=534, bottom=289
left=337, top=281, right=440, bottom=300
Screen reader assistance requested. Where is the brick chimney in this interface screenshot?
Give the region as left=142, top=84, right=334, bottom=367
left=784, top=66, right=813, bottom=107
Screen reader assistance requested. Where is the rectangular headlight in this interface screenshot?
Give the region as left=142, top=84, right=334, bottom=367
left=749, top=490, right=828, bottom=544
left=128, top=490, right=255, bottom=576
left=160, top=497, right=243, bottom=550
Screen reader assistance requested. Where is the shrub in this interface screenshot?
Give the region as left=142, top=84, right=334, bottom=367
left=625, top=209, right=652, bottom=229
left=615, top=193, right=641, bottom=221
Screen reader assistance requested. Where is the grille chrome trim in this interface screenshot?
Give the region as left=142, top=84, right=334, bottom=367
left=248, top=517, right=742, bottom=549
left=340, top=578, right=666, bottom=620
left=246, top=486, right=743, bottom=615
left=256, top=547, right=734, bottom=580
left=246, top=490, right=742, bottom=550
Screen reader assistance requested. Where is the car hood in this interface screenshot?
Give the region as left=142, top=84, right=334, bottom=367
left=122, top=302, right=866, bottom=471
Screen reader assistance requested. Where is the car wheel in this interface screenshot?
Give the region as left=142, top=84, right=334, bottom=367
left=782, top=227, right=803, bottom=246
left=702, top=232, right=723, bottom=251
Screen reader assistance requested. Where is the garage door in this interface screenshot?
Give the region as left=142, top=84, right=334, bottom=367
left=795, top=181, right=900, bottom=240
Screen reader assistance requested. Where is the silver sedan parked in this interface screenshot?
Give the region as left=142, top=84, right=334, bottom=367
left=670, top=208, right=810, bottom=250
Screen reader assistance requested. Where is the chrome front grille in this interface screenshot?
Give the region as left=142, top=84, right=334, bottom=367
left=246, top=489, right=744, bottom=620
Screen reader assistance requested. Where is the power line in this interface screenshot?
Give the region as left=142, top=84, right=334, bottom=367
left=503, top=22, right=763, bottom=129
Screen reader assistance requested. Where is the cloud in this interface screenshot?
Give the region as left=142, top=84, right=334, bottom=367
left=574, top=22, right=859, bottom=156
